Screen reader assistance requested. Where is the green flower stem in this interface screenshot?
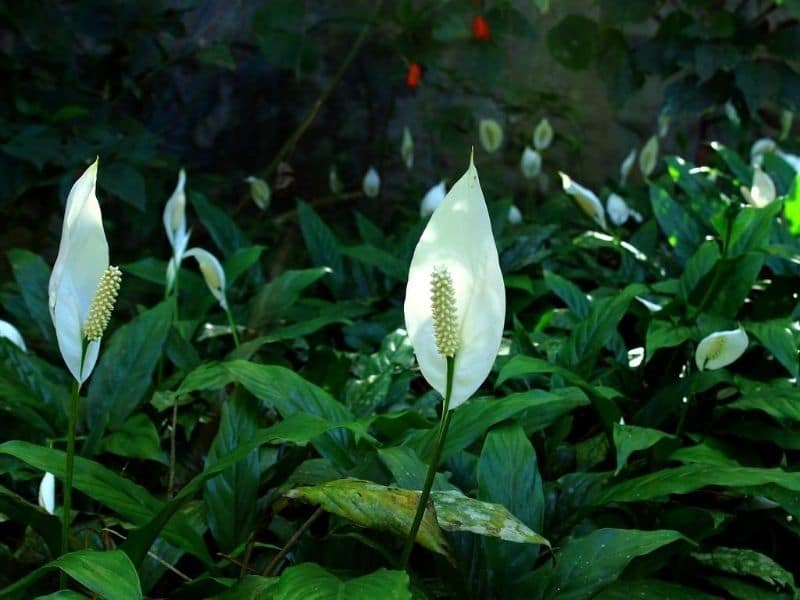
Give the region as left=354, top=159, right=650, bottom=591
left=59, top=377, right=80, bottom=588
left=400, top=356, right=455, bottom=569
left=225, top=305, right=240, bottom=348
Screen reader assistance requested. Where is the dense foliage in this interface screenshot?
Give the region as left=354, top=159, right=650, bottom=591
left=2, top=1, right=800, bottom=598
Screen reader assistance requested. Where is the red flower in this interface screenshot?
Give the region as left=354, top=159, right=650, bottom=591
left=406, top=62, right=422, bottom=88
left=471, top=15, right=491, bottom=41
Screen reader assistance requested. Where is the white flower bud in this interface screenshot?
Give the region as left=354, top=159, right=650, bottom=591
left=533, top=118, right=554, bottom=151
left=639, top=135, right=659, bottom=178
left=519, top=146, right=542, bottom=179
left=362, top=166, right=380, bottom=198
left=420, top=181, right=446, bottom=218
left=559, top=172, right=606, bottom=230
left=478, top=119, right=504, bottom=153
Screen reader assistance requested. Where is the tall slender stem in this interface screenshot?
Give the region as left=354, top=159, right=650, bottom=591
left=225, top=306, right=240, bottom=348
left=400, top=356, right=455, bottom=569
left=60, top=378, right=80, bottom=587
left=167, top=270, right=180, bottom=498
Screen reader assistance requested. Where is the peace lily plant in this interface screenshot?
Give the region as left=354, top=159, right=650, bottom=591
left=48, top=159, right=121, bottom=574
left=401, top=153, right=505, bottom=567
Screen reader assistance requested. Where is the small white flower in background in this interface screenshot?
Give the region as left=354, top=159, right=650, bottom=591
left=658, top=113, right=670, bottom=139
left=519, top=146, right=542, bottom=179
left=0, top=320, right=26, bottom=351
left=478, top=118, right=504, bottom=153
left=741, top=168, right=776, bottom=208
left=245, top=176, right=271, bottom=211
left=606, top=193, right=631, bottom=226
left=777, top=149, right=800, bottom=173
left=329, top=165, right=343, bottom=195
left=38, top=472, right=55, bottom=515
left=507, top=204, right=523, bottom=225
left=184, top=248, right=228, bottom=310
left=750, top=138, right=777, bottom=167
left=781, top=110, right=794, bottom=140
left=401, top=127, right=414, bottom=170
left=627, top=347, right=645, bottom=368
left=559, top=172, right=607, bottom=230
left=635, top=296, right=663, bottom=312
left=724, top=101, right=740, bottom=126
left=639, top=135, right=659, bottom=178
left=49, top=159, right=121, bottom=384
left=420, top=181, right=447, bottom=218
left=620, top=148, right=637, bottom=185
left=533, top=118, right=554, bottom=151
left=695, top=327, right=748, bottom=371
left=404, top=155, right=506, bottom=410
left=362, top=166, right=380, bottom=198
left=164, top=169, right=191, bottom=294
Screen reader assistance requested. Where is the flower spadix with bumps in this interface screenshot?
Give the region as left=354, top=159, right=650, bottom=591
left=49, top=159, right=121, bottom=384
left=404, top=155, right=505, bottom=409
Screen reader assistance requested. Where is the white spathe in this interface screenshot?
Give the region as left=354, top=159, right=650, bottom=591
left=606, top=193, right=630, bottom=226
left=639, top=135, right=659, bottom=178
left=750, top=138, right=777, bottom=167
left=533, top=118, right=554, bottom=151
left=163, top=169, right=190, bottom=264
left=362, top=166, right=380, bottom=198
left=620, top=148, right=637, bottom=184
left=519, top=146, right=542, bottom=179
left=559, top=172, right=607, bottom=230
left=404, top=156, right=506, bottom=410
left=401, top=127, right=414, bottom=170
left=48, top=159, right=109, bottom=384
left=741, top=168, right=776, bottom=208
left=420, top=181, right=447, bottom=218
left=184, top=248, right=228, bottom=310
left=38, top=472, right=56, bottom=515
left=0, top=320, right=26, bottom=351
left=245, top=175, right=271, bottom=210
left=507, top=204, right=523, bottom=225
left=695, top=327, right=749, bottom=371
left=478, top=119, right=504, bottom=153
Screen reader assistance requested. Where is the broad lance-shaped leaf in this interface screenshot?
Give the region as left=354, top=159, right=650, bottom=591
left=270, top=564, right=411, bottom=600
left=286, top=479, right=550, bottom=557
left=404, top=156, right=506, bottom=409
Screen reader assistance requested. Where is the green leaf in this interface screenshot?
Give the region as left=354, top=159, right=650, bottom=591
left=0, top=549, right=141, bottom=600
left=224, top=245, right=265, bottom=286
left=786, top=173, right=800, bottom=235
left=677, top=240, right=721, bottom=301
left=286, top=478, right=449, bottom=558
left=645, top=320, right=695, bottom=361
left=613, top=423, right=677, bottom=474
left=649, top=184, right=702, bottom=264
left=511, top=528, right=687, bottom=599
left=196, top=43, right=236, bottom=70
left=745, top=319, right=799, bottom=378
left=85, top=300, right=173, bottom=450
left=6, top=248, right=55, bottom=345
left=727, top=202, right=783, bottom=257
left=692, top=547, right=795, bottom=590
left=269, top=564, right=410, bottom=600
left=212, top=575, right=277, bottom=599
left=0, top=441, right=212, bottom=565
left=544, top=270, right=590, bottom=318
left=297, top=201, right=345, bottom=294
left=0, top=483, right=61, bottom=556
left=407, top=390, right=590, bottom=463
left=478, top=423, right=545, bottom=591
left=546, top=14, right=599, bottom=70
left=99, top=413, right=167, bottom=464
left=597, top=464, right=800, bottom=505
left=342, top=244, right=408, bottom=281
left=594, top=579, right=721, bottom=600
left=99, top=163, right=146, bottom=211
left=247, top=267, right=330, bottom=330
left=597, top=0, right=659, bottom=23
left=190, top=191, right=252, bottom=258
left=205, top=396, right=261, bottom=553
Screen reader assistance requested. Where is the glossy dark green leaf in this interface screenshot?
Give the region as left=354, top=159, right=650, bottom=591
left=650, top=184, right=702, bottom=264
left=746, top=319, right=799, bottom=378
left=511, top=528, right=687, bottom=599
left=645, top=319, right=694, bottom=361
left=613, top=423, right=677, bottom=474
left=6, top=248, right=55, bottom=345
left=99, top=413, right=167, bottom=464
left=85, top=300, right=173, bottom=451
left=99, top=163, right=146, bottom=211
left=0, top=483, right=61, bottom=556
left=727, top=202, right=783, bottom=257
left=0, top=549, right=142, bottom=600
left=190, top=191, right=252, bottom=258
left=269, top=564, right=410, bottom=600
left=297, top=201, right=345, bottom=294
left=594, top=579, right=721, bottom=600
left=478, top=423, right=544, bottom=592
left=544, top=270, right=590, bottom=318
left=247, top=267, right=330, bottom=330
left=692, top=546, right=795, bottom=591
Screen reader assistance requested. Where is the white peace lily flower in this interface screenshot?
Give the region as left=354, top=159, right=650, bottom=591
left=635, top=296, right=663, bottom=312
left=620, top=148, right=637, bottom=184
left=533, top=118, right=554, bottom=151
left=519, top=146, right=542, bottom=179
left=184, top=248, right=228, bottom=310
left=329, top=165, right=343, bottom=195
left=38, top=472, right=56, bottom=515
left=750, top=138, right=777, bottom=167
left=724, top=101, right=740, bottom=126
left=362, top=166, right=380, bottom=198
left=741, top=168, right=776, bottom=208
left=507, top=204, right=523, bottom=225
left=478, top=118, right=504, bottom=153
left=420, top=181, right=447, bottom=218
left=559, top=172, right=607, bottom=230
left=606, top=193, right=631, bottom=226
left=245, top=175, right=271, bottom=210
left=49, top=159, right=121, bottom=384
left=163, top=169, right=190, bottom=264
left=639, top=135, right=659, bottom=178
left=0, top=320, right=26, bottom=351
left=401, top=127, right=414, bottom=170
left=695, top=327, right=748, bottom=371
left=404, top=156, right=506, bottom=410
